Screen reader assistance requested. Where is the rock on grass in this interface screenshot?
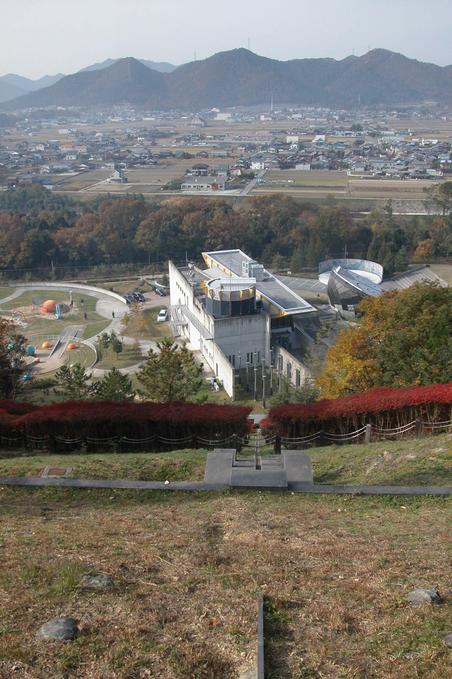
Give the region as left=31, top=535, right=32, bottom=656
left=407, top=589, right=442, bottom=606
left=79, top=574, right=114, bottom=591
left=36, top=616, right=78, bottom=641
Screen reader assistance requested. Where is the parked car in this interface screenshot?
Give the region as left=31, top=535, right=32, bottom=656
left=155, top=287, right=165, bottom=297
left=157, top=308, right=168, bottom=322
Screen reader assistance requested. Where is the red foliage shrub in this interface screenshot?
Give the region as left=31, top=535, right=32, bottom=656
left=267, top=383, right=452, bottom=436
left=0, top=401, right=36, bottom=436
left=0, top=400, right=37, bottom=415
left=13, top=401, right=252, bottom=441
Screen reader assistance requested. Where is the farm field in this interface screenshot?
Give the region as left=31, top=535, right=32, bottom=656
left=254, top=170, right=436, bottom=203
left=0, top=485, right=449, bottom=678
left=53, top=169, right=111, bottom=191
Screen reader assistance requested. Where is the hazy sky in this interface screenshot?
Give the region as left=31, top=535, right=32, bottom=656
left=2, top=0, right=451, bottom=78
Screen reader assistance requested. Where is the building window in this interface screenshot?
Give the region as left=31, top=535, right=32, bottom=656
left=296, top=369, right=301, bottom=387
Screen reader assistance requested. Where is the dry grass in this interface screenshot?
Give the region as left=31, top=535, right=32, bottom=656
left=0, top=488, right=450, bottom=678
left=309, top=432, right=452, bottom=486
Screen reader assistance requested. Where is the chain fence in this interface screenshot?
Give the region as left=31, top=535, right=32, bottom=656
left=0, top=418, right=450, bottom=456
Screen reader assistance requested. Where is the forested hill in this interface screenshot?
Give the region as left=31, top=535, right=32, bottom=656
left=0, top=186, right=450, bottom=277
left=4, top=48, right=452, bottom=110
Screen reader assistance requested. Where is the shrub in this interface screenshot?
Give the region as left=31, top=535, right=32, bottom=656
left=12, top=400, right=252, bottom=443
left=267, top=383, right=452, bottom=436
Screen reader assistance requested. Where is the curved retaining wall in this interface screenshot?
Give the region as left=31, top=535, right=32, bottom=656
left=15, top=282, right=127, bottom=305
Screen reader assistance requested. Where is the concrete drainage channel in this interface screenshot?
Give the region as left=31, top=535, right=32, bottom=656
left=240, top=594, right=265, bottom=679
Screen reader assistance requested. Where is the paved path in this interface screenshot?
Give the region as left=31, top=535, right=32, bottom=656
left=0, top=289, right=24, bottom=306
left=0, top=476, right=450, bottom=496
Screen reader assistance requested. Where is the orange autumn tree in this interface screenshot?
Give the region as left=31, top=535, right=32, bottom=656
left=317, top=283, right=452, bottom=399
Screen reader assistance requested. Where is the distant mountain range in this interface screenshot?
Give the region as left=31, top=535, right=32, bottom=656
left=0, top=58, right=176, bottom=104
left=0, top=73, right=64, bottom=103
left=2, top=48, right=452, bottom=110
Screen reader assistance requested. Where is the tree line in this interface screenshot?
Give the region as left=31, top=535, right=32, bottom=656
left=0, top=186, right=451, bottom=277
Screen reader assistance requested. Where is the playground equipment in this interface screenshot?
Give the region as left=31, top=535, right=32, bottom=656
left=67, top=342, right=78, bottom=351
left=41, top=299, right=58, bottom=314
left=26, top=344, right=36, bottom=356
left=55, top=304, right=62, bottom=320
left=41, top=340, right=52, bottom=349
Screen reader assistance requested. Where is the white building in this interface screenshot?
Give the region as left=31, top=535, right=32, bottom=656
left=181, top=176, right=226, bottom=192
left=169, top=250, right=317, bottom=398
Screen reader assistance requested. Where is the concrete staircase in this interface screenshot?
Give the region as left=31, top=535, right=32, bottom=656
left=204, top=448, right=313, bottom=490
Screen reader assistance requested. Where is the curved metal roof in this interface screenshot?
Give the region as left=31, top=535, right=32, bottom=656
left=319, top=259, right=383, bottom=285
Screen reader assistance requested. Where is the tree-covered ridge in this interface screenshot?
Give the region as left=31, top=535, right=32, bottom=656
left=0, top=186, right=451, bottom=275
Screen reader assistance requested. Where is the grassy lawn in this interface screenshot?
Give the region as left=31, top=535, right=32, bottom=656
left=95, top=345, right=144, bottom=370
left=0, top=289, right=110, bottom=340
left=82, top=319, right=111, bottom=339
left=121, top=306, right=171, bottom=340
left=308, top=433, right=452, bottom=486
left=0, top=285, right=14, bottom=300
left=0, top=450, right=207, bottom=482
left=430, top=263, right=452, bottom=285
left=0, top=488, right=450, bottom=678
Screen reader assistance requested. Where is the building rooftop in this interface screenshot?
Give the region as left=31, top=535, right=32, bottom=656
left=202, top=250, right=316, bottom=316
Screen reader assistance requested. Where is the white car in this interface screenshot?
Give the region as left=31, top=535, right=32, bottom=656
left=157, top=308, right=168, bottom=322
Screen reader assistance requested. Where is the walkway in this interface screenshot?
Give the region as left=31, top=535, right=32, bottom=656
left=0, top=289, right=24, bottom=306
left=0, top=476, right=450, bottom=496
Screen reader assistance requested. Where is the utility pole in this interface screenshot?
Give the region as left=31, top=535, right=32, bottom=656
left=254, top=366, right=258, bottom=401
left=262, top=370, right=266, bottom=409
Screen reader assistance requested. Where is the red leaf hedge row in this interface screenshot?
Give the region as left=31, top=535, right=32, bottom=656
left=267, top=383, right=452, bottom=437
left=0, top=400, right=252, bottom=441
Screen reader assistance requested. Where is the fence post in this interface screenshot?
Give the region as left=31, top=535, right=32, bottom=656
left=274, top=434, right=281, bottom=455
left=415, top=418, right=423, bottom=437
left=364, top=424, right=372, bottom=444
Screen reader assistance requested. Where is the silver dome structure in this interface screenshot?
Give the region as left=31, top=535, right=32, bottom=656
left=319, top=259, right=383, bottom=285
left=327, top=266, right=382, bottom=308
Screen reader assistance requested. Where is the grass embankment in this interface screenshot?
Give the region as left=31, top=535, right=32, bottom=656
left=309, top=433, right=452, bottom=486
left=0, top=489, right=450, bottom=678
left=0, top=450, right=207, bottom=482
left=0, top=434, right=450, bottom=486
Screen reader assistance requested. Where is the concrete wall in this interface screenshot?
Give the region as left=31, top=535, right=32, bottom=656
left=274, top=345, right=312, bottom=388
left=169, top=261, right=235, bottom=398
left=214, top=313, right=270, bottom=368
left=17, top=282, right=127, bottom=306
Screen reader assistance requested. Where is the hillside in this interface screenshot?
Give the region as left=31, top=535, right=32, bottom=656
left=5, top=58, right=167, bottom=108
left=0, top=73, right=63, bottom=103
left=4, top=48, right=452, bottom=110
left=79, top=57, right=176, bottom=74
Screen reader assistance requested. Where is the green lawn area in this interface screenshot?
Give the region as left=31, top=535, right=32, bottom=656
left=0, top=449, right=207, bottom=481
left=0, top=488, right=449, bottom=678
left=430, top=263, right=452, bottom=285
left=121, top=305, right=171, bottom=340
left=0, top=289, right=110, bottom=340
left=308, top=433, right=452, bottom=486
left=95, top=343, right=143, bottom=370
left=0, top=285, right=14, bottom=300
